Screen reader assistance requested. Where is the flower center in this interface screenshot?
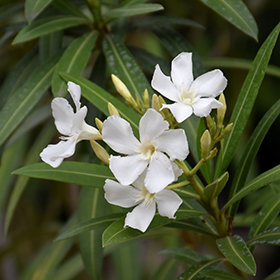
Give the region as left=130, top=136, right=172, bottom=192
left=140, top=186, right=155, bottom=207
left=140, top=141, right=156, bottom=160
left=179, top=89, right=197, bottom=105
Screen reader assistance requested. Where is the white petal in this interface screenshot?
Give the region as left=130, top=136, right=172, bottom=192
left=72, top=106, right=87, bottom=134
left=171, top=161, right=183, bottom=181
left=161, top=102, right=193, bottom=123
left=109, top=155, right=148, bottom=186
left=40, top=138, right=77, bottom=168
left=104, top=179, right=139, bottom=208
left=190, top=69, right=227, bottom=98
left=145, top=152, right=175, bottom=193
left=139, top=109, right=169, bottom=142
left=132, top=170, right=147, bottom=190
left=51, top=98, right=74, bottom=136
left=68, top=81, right=81, bottom=111
left=124, top=201, right=156, bottom=232
left=156, top=129, right=189, bottom=161
left=171, top=52, right=193, bottom=89
left=102, top=115, right=140, bottom=155
left=192, top=98, right=223, bottom=117
left=151, top=64, right=180, bottom=102
left=155, top=189, right=183, bottom=219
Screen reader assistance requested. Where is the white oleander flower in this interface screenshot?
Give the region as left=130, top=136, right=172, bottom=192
left=104, top=171, right=183, bottom=232
left=151, top=52, right=227, bottom=123
left=102, top=108, right=188, bottom=193
left=40, top=82, right=101, bottom=168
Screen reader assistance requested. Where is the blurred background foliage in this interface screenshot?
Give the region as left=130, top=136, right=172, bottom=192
left=0, top=0, right=279, bottom=279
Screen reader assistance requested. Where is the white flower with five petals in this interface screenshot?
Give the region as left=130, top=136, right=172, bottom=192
left=40, top=82, right=102, bottom=168
left=102, top=108, right=188, bottom=193
left=104, top=171, right=183, bottom=232
left=151, top=52, right=227, bottom=123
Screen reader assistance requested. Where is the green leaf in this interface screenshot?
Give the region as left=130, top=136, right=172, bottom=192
left=102, top=208, right=206, bottom=247
left=21, top=216, right=77, bottom=280
left=203, top=57, right=280, bottom=79
left=78, top=187, right=109, bottom=280
left=159, top=247, right=205, bottom=265
left=103, top=34, right=153, bottom=101
left=151, top=259, right=178, bottom=280
left=52, top=31, right=97, bottom=97
left=217, top=22, right=280, bottom=177
left=103, top=3, right=163, bottom=23
left=12, top=15, right=90, bottom=44
left=52, top=0, right=90, bottom=18
left=204, top=172, right=229, bottom=200
left=25, top=0, right=53, bottom=22
left=222, top=165, right=280, bottom=212
left=200, top=0, right=258, bottom=40
left=55, top=213, right=124, bottom=241
left=152, top=26, right=205, bottom=77
left=0, top=52, right=60, bottom=148
left=265, top=268, right=280, bottom=280
left=52, top=255, right=84, bottom=280
left=247, top=192, right=280, bottom=242
left=0, top=3, right=24, bottom=24
left=60, top=73, right=141, bottom=135
left=216, top=235, right=256, bottom=275
left=39, top=30, right=63, bottom=63
left=247, top=227, right=280, bottom=246
left=13, top=162, right=114, bottom=188
left=200, top=269, right=246, bottom=280
left=0, top=48, right=39, bottom=110
left=227, top=99, right=280, bottom=217
left=5, top=124, right=55, bottom=237
left=176, top=259, right=225, bottom=280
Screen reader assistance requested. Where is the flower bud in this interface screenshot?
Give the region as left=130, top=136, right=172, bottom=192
left=108, top=102, right=120, bottom=117
left=90, top=140, right=109, bottom=165
left=217, top=93, right=227, bottom=129
left=200, top=129, right=211, bottom=159
left=143, top=89, right=150, bottom=110
left=206, top=115, right=216, bottom=138
left=216, top=123, right=233, bottom=141
left=111, top=74, right=132, bottom=100
left=95, top=117, right=103, bottom=132
left=152, top=94, right=160, bottom=112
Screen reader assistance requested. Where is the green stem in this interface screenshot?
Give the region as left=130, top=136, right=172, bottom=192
left=166, top=180, right=190, bottom=190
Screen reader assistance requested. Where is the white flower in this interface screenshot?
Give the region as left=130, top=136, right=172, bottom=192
left=151, top=52, right=227, bottom=123
left=102, top=108, right=188, bottom=193
left=104, top=172, right=183, bottom=232
left=40, top=82, right=101, bottom=168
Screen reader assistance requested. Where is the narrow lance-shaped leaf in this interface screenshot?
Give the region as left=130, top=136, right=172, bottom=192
left=13, top=15, right=90, bottom=44
left=20, top=215, right=77, bottom=280
left=52, top=0, right=90, bottom=18
left=247, top=192, right=280, bottom=242
left=176, top=259, right=225, bottom=280
left=51, top=254, right=84, bottom=280
left=25, top=0, right=53, bottom=22
left=5, top=124, right=55, bottom=237
left=103, top=3, right=163, bottom=23
left=265, top=268, right=280, bottom=280
left=13, top=162, right=114, bottom=188
left=151, top=259, right=178, bottom=280
left=103, top=34, right=153, bottom=102
left=247, top=227, right=280, bottom=247
left=222, top=165, right=280, bottom=212
left=0, top=48, right=39, bottom=110
left=78, top=187, right=109, bottom=280
left=159, top=247, right=205, bottom=265
left=216, top=235, right=256, bottom=275
left=216, top=22, right=280, bottom=177
left=204, top=172, right=229, bottom=200
left=0, top=52, right=61, bottom=148
left=102, top=208, right=206, bottom=247
left=200, top=0, right=258, bottom=40
left=52, top=31, right=97, bottom=97
left=60, top=73, right=141, bottom=135
left=200, top=269, right=246, bottom=280
left=55, top=213, right=125, bottom=241
left=227, top=99, right=280, bottom=217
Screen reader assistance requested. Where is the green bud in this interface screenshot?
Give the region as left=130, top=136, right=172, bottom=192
left=90, top=140, right=109, bottom=165
left=200, top=129, right=211, bottom=159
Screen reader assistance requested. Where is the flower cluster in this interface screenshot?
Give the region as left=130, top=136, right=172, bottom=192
left=41, top=52, right=227, bottom=232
